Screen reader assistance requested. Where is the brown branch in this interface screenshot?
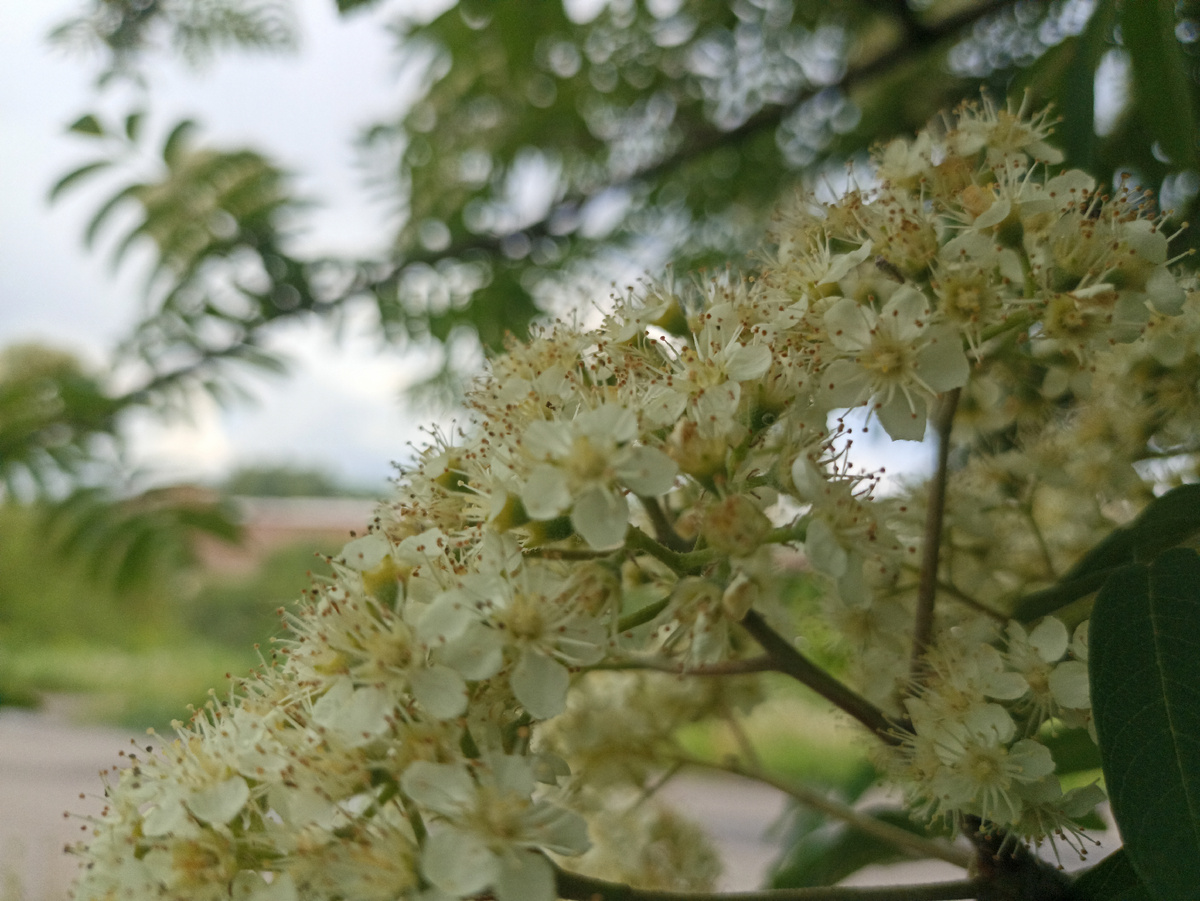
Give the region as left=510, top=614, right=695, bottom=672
left=910, top=388, right=960, bottom=682
left=554, top=863, right=984, bottom=901
left=684, top=755, right=973, bottom=869
left=739, top=610, right=903, bottom=745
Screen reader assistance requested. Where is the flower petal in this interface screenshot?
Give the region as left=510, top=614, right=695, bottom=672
left=512, top=649, right=569, bottom=719
left=614, top=445, right=678, bottom=496
left=411, top=664, right=469, bottom=719
left=422, top=828, right=497, bottom=896
left=571, top=486, right=629, bottom=550
left=495, top=850, right=556, bottom=901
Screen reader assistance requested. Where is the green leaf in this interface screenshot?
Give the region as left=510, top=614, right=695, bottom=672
left=1013, top=0, right=1116, bottom=172
left=1071, top=848, right=1156, bottom=901
left=770, top=806, right=931, bottom=888
left=48, top=160, right=113, bottom=202
left=1014, top=484, right=1200, bottom=621
left=83, top=183, right=142, bottom=249
left=767, top=764, right=945, bottom=889
left=162, top=119, right=199, bottom=166
left=124, top=111, right=144, bottom=142
left=1038, top=726, right=1102, bottom=776
left=1090, top=549, right=1200, bottom=901
left=1068, top=484, right=1200, bottom=578
left=67, top=113, right=105, bottom=137
left=1122, top=0, right=1200, bottom=169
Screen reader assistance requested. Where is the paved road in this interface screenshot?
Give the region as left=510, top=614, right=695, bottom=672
left=0, top=707, right=799, bottom=898
left=2, top=707, right=1110, bottom=899
left=0, top=708, right=140, bottom=901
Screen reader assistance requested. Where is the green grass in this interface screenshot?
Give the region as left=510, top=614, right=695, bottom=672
left=0, top=501, right=337, bottom=730
left=676, top=680, right=872, bottom=789
left=0, top=639, right=262, bottom=732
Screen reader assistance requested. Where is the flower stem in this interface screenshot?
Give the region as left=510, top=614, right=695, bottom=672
left=910, top=388, right=959, bottom=682
left=682, top=755, right=973, bottom=870
left=640, top=495, right=694, bottom=552
left=626, top=525, right=718, bottom=574
left=739, top=611, right=902, bottom=745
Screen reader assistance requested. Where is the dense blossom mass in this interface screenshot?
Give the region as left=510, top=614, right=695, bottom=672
left=72, top=98, right=1200, bottom=900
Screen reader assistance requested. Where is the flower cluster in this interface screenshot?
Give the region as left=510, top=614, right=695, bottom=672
left=73, top=96, right=1200, bottom=900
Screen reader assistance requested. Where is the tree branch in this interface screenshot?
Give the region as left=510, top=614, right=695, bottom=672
left=910, top=388, right=960, bottom=681
left=739, top=610, right=903, bottom=745
left=684, top=755, right=973, bottom=870
left=554, top=864, right=984, bottom=901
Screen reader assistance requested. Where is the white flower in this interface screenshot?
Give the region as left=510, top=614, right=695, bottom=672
left=519, top=404, right=677, bottom=549
left=402, top=755, right=589, bottom=901
left=419, top=552, right=608, bottom=719
left=925, top=703, right=1056, bottom=825
left=820, top=287, right=970, bottom=440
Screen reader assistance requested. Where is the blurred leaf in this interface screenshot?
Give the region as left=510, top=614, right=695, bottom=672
left=766, top=762, right=950, bottom=889
left=67, top=113, right=105, bottom=136
left=49, top=0, right=297, bottom=74
left=770, top=806, right=938, bottom=888
left=1070, top=848, right=1156, bottom=901
left=43, top=484, right=242, bottom=594
left=162, top=118, right=200, bottom=165
left=84, top=182, right=142, bottom=249
left=48, top=159, right=114, bottom=202
left=1090, top=549, right=1200, bottom=901
left=1037, top=727, right=1102, bottom=777
left=0, top=343, right=123, bottom=493
left=1122, top=0, right=1200, bottom=170
left=1014, top=483, right=1200, bottom=621
left=1015, top=0, right=1117, bottom=173
left=124, top=110, right=144, bottom=141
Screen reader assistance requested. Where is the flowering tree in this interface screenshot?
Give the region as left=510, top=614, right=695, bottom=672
left=70, top=100, right=1200, bottom=901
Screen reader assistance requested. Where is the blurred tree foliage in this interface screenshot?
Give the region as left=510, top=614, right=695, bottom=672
left=8, top=0, right=1200, bottom=592
left=221, top=462, right=375, bottom=496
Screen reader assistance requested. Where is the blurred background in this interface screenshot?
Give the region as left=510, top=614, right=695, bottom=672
left=0, top=0, right=1189, bottom=892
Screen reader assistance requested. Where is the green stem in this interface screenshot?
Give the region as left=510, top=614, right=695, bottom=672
left=554, top=864, right=983, bottom=901
left=617, top=597, right=672, bottom=633
left=626, top=525, right=718, bottom=574
left=739, top=611, right=903, bottom=745
left=523, top=546, right=616, bottom=561
left=910, top=389, right=959, bottom=682
left=977, top=309, right=1034, bottom=345
left=765, top=519, right=808, bottom=546
left=682, top=755, right=973, bottom=870
left=898, top=566, right=1006, bottom=622
left=1023, top=505, right=1058, bottom=580
left=640, top=496, right=694, bottom=552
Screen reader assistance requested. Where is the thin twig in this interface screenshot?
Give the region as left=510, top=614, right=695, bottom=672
left=626, top=525, right=718, bottom=574
left=910, top=389, right=960, bottom=682
left=640, top=495, right=694, bottom=553
left=898, top=565, right=1006, bottom=622
left=739, top=611, right=903, bottom=745
left=683, top=755, right=973, bottom=870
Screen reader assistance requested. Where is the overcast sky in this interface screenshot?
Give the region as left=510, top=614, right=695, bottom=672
left=1, top=0, right=452, bottom=493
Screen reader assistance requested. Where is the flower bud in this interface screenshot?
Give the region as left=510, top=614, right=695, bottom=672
left=668, top=419, right=727, bottom=480
left=701, top=494, right=772, bottom=558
